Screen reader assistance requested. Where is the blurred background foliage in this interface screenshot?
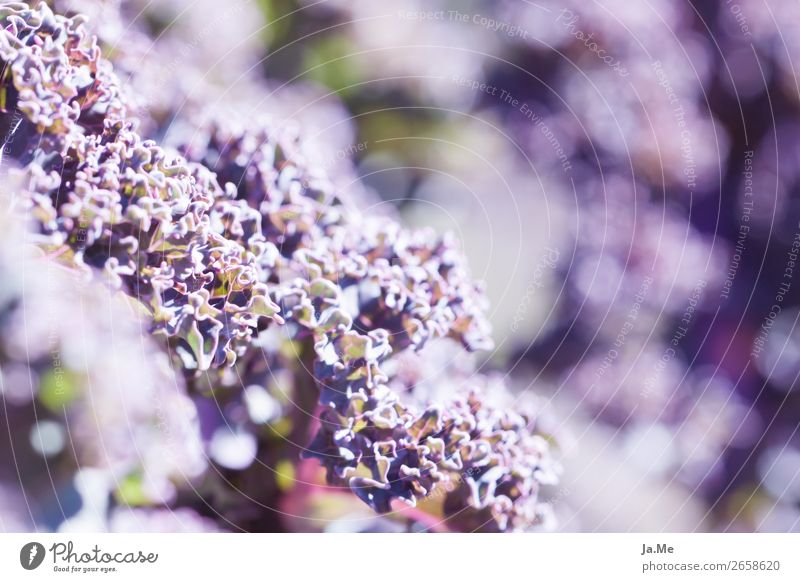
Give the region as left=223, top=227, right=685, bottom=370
left=4, top=0, right=800, bottom=532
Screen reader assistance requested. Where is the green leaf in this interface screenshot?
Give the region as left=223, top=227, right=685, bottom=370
left=114, top=472, right=153, bottom=506
left=38, top=368, right=80, bottom=412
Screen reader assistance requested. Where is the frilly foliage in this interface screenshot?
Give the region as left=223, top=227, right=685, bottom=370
left=0, top=2, right=558, bottom=531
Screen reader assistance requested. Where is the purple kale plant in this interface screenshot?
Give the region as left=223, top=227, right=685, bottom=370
left=0, top=2, right=559, bottom=532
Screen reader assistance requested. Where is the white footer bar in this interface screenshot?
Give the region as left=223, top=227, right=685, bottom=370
left=0, top=533, right=797, bottom=580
